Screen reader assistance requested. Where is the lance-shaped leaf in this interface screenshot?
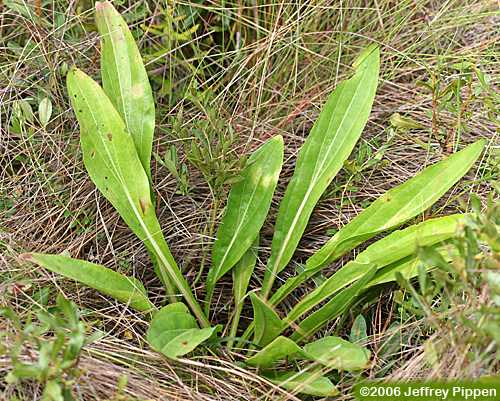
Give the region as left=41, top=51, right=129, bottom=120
left=262, top=371, right=339, bottom=397
left=269, top=140, right=485, bottom=307
left=369, top=244, right=457, bottom=287
left=291, top=268, right=376, bottom=342
left=246, top=336, right=304, bottom=368
left=205, top=136, right=283, bottom=310
left=306, top=140, right=485, bottom=273
left=250, top=293, right=286, bottom=347
left=303, top=336, right=370, bottom=371
left=67, top=68, right=208, bottom=327
left=20, top=253, right=154, bottom=312
left=286, top=214, right=464, bottom=323
left=227, top=238, right=259, bottom=350
left=147, top=303, right=217, bottom=358
left=261, top=47, right=380, bottom=299
left=95, top=1, right=154, bottom=177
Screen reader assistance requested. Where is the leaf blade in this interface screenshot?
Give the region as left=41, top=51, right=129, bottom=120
left=307, top=140, right=485, bottom=272
left=206, top=136, right=283, bottom=308
left=270, top=140, right=485, bottom=307
left=95, top=1, right=155, bottom=177
left=250, top=293, right=285, bottom=347
left=246, top=336, right=304, bottom=368
left=147, top=304, right=216, bottom=359
left=21, top=253, right=154, bottom=312
left=261, top=47, right=380, bottom=298
left=262, top=371, right=339, bottom=397
left=287, top=214, right=465, bottom=323
left=303, top=336, right=371, bottom=371
left=66, top=68, right=208, bottom=326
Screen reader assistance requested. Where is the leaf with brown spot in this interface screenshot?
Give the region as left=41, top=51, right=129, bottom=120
left=66, top=68, right=208, bottom=327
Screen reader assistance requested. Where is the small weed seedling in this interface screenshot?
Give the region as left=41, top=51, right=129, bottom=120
left=1, top=295, right=88, bottom=401
left=20, top=2, right=486, bottom=397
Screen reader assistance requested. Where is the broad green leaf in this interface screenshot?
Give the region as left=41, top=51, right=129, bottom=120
left=38, top=97, right=52, bottom=128
left=262, top=371, right=339, bottom=397
left=246, top=336, right=304, bottom=368
left=66, top=68, right=208, bottom=327
left=270, top=138, right=485, bottom=306
left=147, top=303, right=217, bottom=359
left=291, top=268, right=376, bottom=342
left=261, top=47, right=380, bottom=299
left=206, top=136, right=283, bottom=309
left=227, top=239, right=259, bottom=350
left=303, top=336, right=370, bottom=371
left=95, top=1, right=155, bottom=177
left=250, top=293, right=285, bottom=347
left=20, top=253, right=154, bottom=312
left=287, top=214, right=464, bottom=323
left=306, top=140, right=485, bottom=274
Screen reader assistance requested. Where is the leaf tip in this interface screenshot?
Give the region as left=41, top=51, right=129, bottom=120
left=19, top=253, right=34, bottom=262
left=95, top=1, right=109, bottom=12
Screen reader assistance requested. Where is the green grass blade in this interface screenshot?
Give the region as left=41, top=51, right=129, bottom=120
left=66, top=68, right=208, bottom=327
left=307, top=140, right=485, bottom=272
left=246, top=336, right=304, bottom=368
left=261, top=47, right=380, bottom=299
left=20, top=253, right=155, bottom=312
left=205, top=136, right=283, bottom=311
left=250, top=293, right=285, bottom=347
left=287, top=214, right=464, bottom=323
left=270, top=140, right=485, bottom=306
left=227, top=238, right=259, bottom=350
left=95, top=1, right=154, bottom=178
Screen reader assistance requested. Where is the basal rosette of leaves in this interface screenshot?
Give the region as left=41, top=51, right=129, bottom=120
left=19, top=1, right=486, bottom=397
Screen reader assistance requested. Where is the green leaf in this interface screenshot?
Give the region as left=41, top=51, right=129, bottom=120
left=291, top=268, right=376, bottom=341
left=350, top=314, right=368, bottom=343
left=95, top=1, right=155, bottom=177
left=227, top=238, right=259, bottom=350
left=371, top=246, right=459, bottom=290
left=38, top=97, right=52, bottom=128
left=147, top=303, right=217, bottom=359
left=206, top=136, right=283, bottom=309
left=303, top=336, right=370, bottom=371
left=287, top=214, right=464, bottom=324
left=20, top=253, right=154, bottom=312
left=307, top=140, right=485, bottom=273
left=246, top=336, right=304, bottom=368
left=262, top=371, right=339, bottom=397
left=250, top=293, right=285, bottom=347
left=261, top=47, right=380, bottom=299
left=42, top=380, right=64, bottom=401
left=270, top=140, right=485, bottom=306
left=66, top=68, right=208, bottom=326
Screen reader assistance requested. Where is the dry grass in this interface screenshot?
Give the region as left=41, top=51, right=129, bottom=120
left=1, top=0, right=498, bottom=399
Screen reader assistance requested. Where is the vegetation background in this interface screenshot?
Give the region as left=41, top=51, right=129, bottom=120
left=0, top=0, right=498, bottom=399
